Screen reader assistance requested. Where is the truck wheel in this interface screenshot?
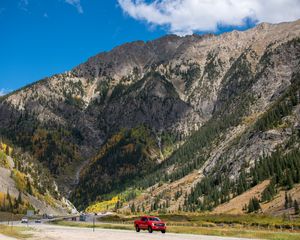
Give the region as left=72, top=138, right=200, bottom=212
left=161, top=230, right=166, bottom=234
left=148, top=226, right=153, bottom=233
left=135, top=225, right=140, bottom=232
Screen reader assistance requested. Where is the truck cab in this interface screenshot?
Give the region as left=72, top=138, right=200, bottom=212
left=134, top=216, right=166, bottom=233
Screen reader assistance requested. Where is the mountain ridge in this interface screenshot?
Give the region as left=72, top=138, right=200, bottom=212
left=0, top=19, right=300, bottom=213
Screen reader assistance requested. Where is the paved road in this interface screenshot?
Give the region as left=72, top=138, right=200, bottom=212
left=0, top=234, right=17, bottom=240
left=9, top=223, right=258, bottom=240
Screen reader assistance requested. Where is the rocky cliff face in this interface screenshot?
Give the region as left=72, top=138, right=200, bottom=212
left=0, top=142, right=74, bottom=215
left=0, top=20, right=300, bottom=211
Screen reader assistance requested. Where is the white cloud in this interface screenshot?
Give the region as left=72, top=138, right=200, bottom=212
left=65, top=0, right=83, bottom=14
left=118, top=0, right=300, bottom=35
left=0, top=89, right=11, bottom=96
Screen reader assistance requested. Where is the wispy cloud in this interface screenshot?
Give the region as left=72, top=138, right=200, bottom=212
left=118, top=0, right=300, bottom=35
left=65, top=0, right=83, bottom=14
left=0, top=88, right=11, bottom=96
left=18, top=0, right=29, bottom=11
left=16, top=1, right=83, bottom=14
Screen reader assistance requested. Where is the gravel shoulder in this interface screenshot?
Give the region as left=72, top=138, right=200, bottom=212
left=0, top=234, right=18, bottom=240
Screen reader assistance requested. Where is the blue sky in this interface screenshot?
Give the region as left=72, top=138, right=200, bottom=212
left=0, top=0, right=164, bottom=93
left=0, top=0, right=299, bottom=94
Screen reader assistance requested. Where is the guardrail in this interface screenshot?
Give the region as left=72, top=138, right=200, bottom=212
left=0, top=214, right=80, bottom=224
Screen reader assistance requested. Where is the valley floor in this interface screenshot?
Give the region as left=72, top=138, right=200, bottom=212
left=3, top=223, right=259, bottom=240
left=2, top=221, right=300, bottom=240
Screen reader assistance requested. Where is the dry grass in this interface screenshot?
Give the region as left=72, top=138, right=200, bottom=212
left=213, top=182, right=300, bottom=217
left=169, top=225, right=300, bottom=240
left=53, top=220, right=300, bottom=240
left=52, top=221, right=133, bottom=231
left=100, top=212, right=300, bottom=228
left=0, top=225, right=32, bottom=239
left=0, top=212, right=23, bottom=222
left=213, top=180, right=270, bottom=214
left=262, top=184, right=300, bottom=216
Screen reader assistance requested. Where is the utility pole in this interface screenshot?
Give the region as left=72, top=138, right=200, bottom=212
left=93, top=213, right=97, bottom=232
left=11, top=212, right=13, bottom=232
left=93, top=213, right=95, bottom=232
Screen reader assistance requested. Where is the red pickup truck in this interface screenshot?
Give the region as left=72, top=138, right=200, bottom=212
left=134, top=216, right=166, bottom=233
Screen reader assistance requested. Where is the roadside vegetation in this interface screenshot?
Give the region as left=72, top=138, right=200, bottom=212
left=98, top=213, right=300, bottom=229
left=0, top=212, right=23, bottom=221
left=0, top=225, right=32, bottom=239
left=52, top=213, right=300, bottom=240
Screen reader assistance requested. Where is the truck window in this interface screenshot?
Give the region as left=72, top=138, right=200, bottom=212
left=148, top=217, right=160, bottom=221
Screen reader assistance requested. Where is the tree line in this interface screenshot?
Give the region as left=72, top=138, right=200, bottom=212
left=184, top=148, right=300, bottom=212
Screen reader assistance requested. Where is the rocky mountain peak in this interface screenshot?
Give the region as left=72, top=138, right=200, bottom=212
left=1, top=19, right=300, bottom=212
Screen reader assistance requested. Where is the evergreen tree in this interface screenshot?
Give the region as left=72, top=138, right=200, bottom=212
left=14, top=196, right=19, bottom=210
left=26, top=179, right=33, bottom=195
left=285, top=192, right=289, bottom=209
left=6, top=189, right=13, bottom=212
left=237, top=169, right=247, bottom=195
left=5, top=146, right=9, bottom=156
left=252, top=197, right=261, bottom=212
left=130, top=202, right=136, bottom=213
left=261, top=180, right=276, bottom=202
left=248, top=198, right=254, bottom=213
left=114, top=200, right=122, bottom=211
left=288, top=194, right=293, bottom=208
left=17, top=191, right=22, bottom=205
left=286, top=173, right=294, bottom=190
left=248, top=197, right=261, bottom=213
left=294, top=200, right=300, bottom=215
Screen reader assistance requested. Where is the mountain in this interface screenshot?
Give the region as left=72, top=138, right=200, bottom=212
left=0, top=141, right=74, bottom=215
left=0, top=19, right=300, bottom=213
